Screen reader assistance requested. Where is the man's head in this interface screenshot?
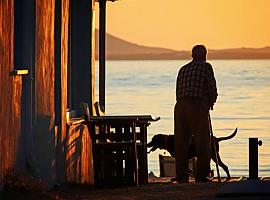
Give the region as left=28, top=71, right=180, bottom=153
left=192, top=45, right=207, bottom=61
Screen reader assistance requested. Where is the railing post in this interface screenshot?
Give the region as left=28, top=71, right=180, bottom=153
left=249, top=138, right=262, bottom=180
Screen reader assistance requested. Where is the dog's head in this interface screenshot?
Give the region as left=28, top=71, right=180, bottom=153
left=147, top=134, right=168, bottom=153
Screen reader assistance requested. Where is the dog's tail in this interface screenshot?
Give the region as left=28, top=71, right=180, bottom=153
left=215, top=128, right=237, bottom=142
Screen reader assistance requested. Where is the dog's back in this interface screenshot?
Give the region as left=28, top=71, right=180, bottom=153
left=148, top=128, right=237, bottom=158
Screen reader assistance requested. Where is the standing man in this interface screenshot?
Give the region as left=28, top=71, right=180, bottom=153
left=174, top=45, right=218, bottom=183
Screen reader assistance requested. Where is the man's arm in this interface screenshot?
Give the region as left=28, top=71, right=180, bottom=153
left=206, top=64, right=218, bottom=109
left=176, top=71, right=180, bottom=101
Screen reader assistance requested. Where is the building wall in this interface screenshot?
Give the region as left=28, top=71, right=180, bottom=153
left=0, top=0, right=22, bottom=182
left=55, top=0, right=94, bottom=184
left=0, top=0, right=95, bottom=185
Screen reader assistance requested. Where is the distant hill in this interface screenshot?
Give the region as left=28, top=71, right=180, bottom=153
left=95, top=30, right=270, bottom=60
left=208, top=47, right=270, bottom=59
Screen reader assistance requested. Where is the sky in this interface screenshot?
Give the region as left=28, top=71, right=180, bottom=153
left=95, top=0, right=270, bottom=51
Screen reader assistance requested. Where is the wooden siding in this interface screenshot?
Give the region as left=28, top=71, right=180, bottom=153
left=61, top=0, right=68, bottom=142
left=35, top=0, right=55, bottom=116
left=35, top=0, right=56, bottom=184
left=0, top=0, right=22, bottom=181
left=66, top=123, right=93, bottom=183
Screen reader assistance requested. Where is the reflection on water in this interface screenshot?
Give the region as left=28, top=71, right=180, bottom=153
left=96, top=59, right=270, bottom=177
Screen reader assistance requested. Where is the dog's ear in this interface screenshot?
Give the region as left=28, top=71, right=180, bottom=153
left=147, top=139, right=157, bottom=153
left=147, top=146, right=158, bottom=153
left=147, top=140, right=154, bottom=147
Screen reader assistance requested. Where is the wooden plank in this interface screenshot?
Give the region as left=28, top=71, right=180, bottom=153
left=91, top=0, right=96, bottom=116
left=99, top=0, right=106, bottom=111
left=35, top=0, right=56, bottom=184
left=70, top=0, right=92, bottom=113
left=35, top=0, right=55, bottom=116
left=0, top=0, right=22, bottom=182
left=54, top=0, right=62, bottom=126
left=89, top=115, right=160, bottom=124
left=14, top=0, right=36, bottom=175
left=55, top=0, right=69, bottom=183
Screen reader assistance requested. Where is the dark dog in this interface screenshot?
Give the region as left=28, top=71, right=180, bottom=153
left=147, top=128, right=237, bottom=180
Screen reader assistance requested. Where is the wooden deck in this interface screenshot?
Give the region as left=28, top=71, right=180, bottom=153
left=2, top=177, right=270, bottom=200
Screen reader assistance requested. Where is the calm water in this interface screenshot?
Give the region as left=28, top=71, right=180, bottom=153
left=96, top=60, right=270, bottom=178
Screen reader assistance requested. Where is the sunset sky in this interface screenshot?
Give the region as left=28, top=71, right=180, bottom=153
left=95, top=0, right=270, bottom=51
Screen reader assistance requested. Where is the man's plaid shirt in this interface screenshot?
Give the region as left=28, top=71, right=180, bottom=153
left=176, top=60, right=218, bottom=107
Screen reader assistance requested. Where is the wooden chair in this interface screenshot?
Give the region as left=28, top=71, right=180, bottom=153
left=81, top=102, right=139, bottom=187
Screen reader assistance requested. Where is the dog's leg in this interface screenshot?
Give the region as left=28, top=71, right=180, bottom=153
left=211, top=154, right=231, bottom=181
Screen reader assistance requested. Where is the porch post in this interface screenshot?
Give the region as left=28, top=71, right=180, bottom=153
left=99, top=0, right=106, bottom=112
left=98, top=0, right=118, bottom=112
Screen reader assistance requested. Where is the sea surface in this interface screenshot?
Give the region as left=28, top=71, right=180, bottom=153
left=95, top=59, right=270, bottom=178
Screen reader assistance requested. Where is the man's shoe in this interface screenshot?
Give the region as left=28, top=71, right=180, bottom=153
left=195, top=177, right=213, bottom=183
left=171, top=177, right=189, bottom=183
